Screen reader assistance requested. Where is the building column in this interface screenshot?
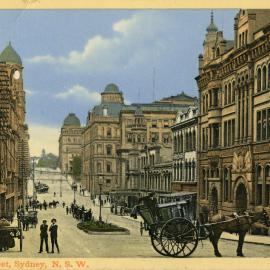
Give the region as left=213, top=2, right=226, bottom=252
left=262, top=167, right=266, bottom=206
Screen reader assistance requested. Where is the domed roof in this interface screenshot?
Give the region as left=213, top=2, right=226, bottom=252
left=0, top=42, right=22, bottom=66
left=104, top=83, right=120, bottom=93
left=63, top=113, right=81, bottom=127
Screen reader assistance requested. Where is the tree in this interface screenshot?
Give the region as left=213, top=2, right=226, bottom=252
left=71, top=156, right=81, bottom=181
left=36, top=151, right=58, bottom=169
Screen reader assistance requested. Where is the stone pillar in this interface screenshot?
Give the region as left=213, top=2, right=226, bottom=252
left=262, top=166, right=266, bottom=206
left=243, top=89, right=246, bottom=141
left=235, top=87, right=240, bottom=143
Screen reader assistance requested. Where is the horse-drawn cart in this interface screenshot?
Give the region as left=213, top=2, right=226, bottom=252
left=133, top=195, right=269, bottom=258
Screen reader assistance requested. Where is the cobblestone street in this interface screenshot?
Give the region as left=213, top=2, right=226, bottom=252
left=1, top=173, right=270, bottom=258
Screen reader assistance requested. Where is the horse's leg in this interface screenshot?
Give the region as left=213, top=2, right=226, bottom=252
left=237, top=231, right=246, bottom=257
left=209, top=229, right=222, bottom=257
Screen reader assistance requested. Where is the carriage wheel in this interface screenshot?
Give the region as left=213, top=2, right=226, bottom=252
left=160, top=217, right=198, bottom=258
left=150, top=226, right=168, bottom=256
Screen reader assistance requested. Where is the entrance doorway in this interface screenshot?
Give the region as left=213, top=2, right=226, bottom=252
left=235, top=183, right=247, bottom=214
left=210, top=187, right=218, bottom=214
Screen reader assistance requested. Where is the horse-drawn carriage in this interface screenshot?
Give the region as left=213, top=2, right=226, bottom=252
left=25, top=211, right=38, bottom=228
left=133, top=194, right=269, bottom=258
left=0, top=219, right=23, bottom=252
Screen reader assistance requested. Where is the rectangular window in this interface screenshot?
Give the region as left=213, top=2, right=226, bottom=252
left=268, top=109, right=270, bottom=139
left=224, top=122, right=227, bottom=147
left=228, top=121, right=232, bottom=146
left=232, top=119, right=235, bottom=145
left=106, top=163, right=111, bottom=173
left=262, top=109, right=267, bottom=140
left=164, top=120, right=169, bottom=128
left=257, top=111, right=262, bottom=141
left=127, top=133, right=132, bottom=143
left=152, top=120, right=157, bottom=128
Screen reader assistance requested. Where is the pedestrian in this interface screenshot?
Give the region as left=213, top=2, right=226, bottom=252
left=39, top=204, right=42, bottom=210
left=62, top=202, right=65, bottom=208
left=54, top=192, right=56, bottom=197
left=49, top=219, right=59, bottom=253
left=25, top=204, right=29, bottom=212
left=66, top=206, right=69, bottom=215
left=93, top=200, right=95, bottom=206
left=38, top=220, right=49, bottom=253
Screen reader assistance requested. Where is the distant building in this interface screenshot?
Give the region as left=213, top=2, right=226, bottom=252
left=58, top=113, right=82, bottom=174
left=196, top=10, right=270, bottom=215
left=0, top=42, right=30, bottom=216
left=171, top=106, right=198, bottom=193
left=81, top=84, right=124, bottom=195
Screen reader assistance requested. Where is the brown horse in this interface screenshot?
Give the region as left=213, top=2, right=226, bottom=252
left=205, top=209, right=269, bottom=257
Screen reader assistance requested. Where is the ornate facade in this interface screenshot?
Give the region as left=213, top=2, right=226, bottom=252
left=81, top=84, right=124, bottom=195
left=171, top=106, right=198, bottom=193
left=0, top=43, right=29, bottom=216
left=58, top=113, right=82, bottom=174
left=196, top=10, right=270, bottom=215
left=115, top=94, right=197, bottom=206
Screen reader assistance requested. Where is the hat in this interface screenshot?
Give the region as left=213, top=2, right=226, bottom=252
left=51, top=218, right=56, bottom=222
left=42, top=219, right=47, bottom=223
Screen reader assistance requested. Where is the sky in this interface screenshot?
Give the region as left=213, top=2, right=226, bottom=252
left=0, top=9, right=237, bottom=156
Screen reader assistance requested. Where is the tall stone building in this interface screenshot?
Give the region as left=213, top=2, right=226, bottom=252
left=196, top=10, right=270, bottom=215
left=58, top=113, right=82, bottom=174
left=115, top=93, right=197, bottom=206
left=0, top=42, right=29, bottom=216
left=171, top=106, right=198, bottom=193
left=81, top=84, right=124, bottom=195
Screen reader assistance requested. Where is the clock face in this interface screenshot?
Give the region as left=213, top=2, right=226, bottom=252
left=13, top=70, right=20, bottom=80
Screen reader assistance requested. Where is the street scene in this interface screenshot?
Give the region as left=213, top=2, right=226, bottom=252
left=0, top=8, right=270, bottom=260
left=0, top=170, right=269, bottom=258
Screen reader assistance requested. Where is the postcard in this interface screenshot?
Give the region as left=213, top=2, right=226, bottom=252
left=0, top=1, right=269, bottom=270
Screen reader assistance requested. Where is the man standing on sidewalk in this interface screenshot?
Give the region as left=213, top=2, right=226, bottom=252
left=49, top=219, right=60, bottom=253
left=39, top=220, right=49, bottom=253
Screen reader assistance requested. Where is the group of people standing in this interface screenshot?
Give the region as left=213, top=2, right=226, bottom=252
left=39, top=219, right=59, bottom=253
left=66, top=203, right=93, bottom=221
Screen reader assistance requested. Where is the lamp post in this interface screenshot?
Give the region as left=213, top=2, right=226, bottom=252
left=72, top=182, right=77, bottom=204
left=60, top=174, right=62, bottom=197
left=31, top=156, right=39, bottom=201
left=98, top=176, right=103, bottom=222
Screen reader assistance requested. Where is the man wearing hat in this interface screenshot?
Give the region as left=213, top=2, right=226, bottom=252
left=49, top=218, right=59, bottom=253
left=39, top=220, right=49, bottom=253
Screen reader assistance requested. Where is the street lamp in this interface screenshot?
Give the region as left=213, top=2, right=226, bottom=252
left=72, top=182, right=77, bottom=204
left=98, top=176, right=103, bottom=222
left=31, top=156, right=39, bottom=201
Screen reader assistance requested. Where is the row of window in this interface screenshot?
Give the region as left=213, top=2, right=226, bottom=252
left=224, top=119, right=235, bottom=147
left=97, top=162, right=113, bottom=173
left=256, top=108, right=270, bottom=142
left=127, top=132, right=171, bottom=144
left=173, top=130, right=196, bottom=153
left=256, top=64, right=270, bottom=92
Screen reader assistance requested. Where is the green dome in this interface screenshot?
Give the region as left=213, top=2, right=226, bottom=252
left=104, top=83, right=120, bottom=93
left=63, top=113, right=80, bottom=127
left=0, top=42, right=22, bottom=66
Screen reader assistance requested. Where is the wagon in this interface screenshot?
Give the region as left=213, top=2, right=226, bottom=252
left=135, top=198, right=200, bottom=257
left=27, top=210, right=38, bottom=228
left=0, top=221, right=23, bottom=252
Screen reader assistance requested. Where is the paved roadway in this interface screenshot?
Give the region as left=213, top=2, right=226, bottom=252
left=0, top=171, right=270, bottom=258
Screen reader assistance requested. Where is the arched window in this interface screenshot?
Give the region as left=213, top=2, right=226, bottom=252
left=228, top=83, right=231, bottom=104
left=223, top=168, right=229, bottom=201
left=192, top=130, right=196, bottom=150
left=216, top=47, right=220, bottom=57
left=224, top=85, right=227, bottom=105
left=232, top=81, right=235, bottom=102
left=265, top=165, right=270, bottom=178
left=267, top=63, right=270, bottom=88
left=180, top=163, right=183, bottom=181
left=192, top=161, right=196, bottom=181
left=257, top=68, right=262, bottom=92
left=107, top=128, right=112, bottom=137
left=262, top=66, right=267, bottom=91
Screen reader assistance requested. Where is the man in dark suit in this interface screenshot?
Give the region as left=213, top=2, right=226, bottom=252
left=39, top=220, right=49, bottom=253
left=49, top=218, right=59, bottom=253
